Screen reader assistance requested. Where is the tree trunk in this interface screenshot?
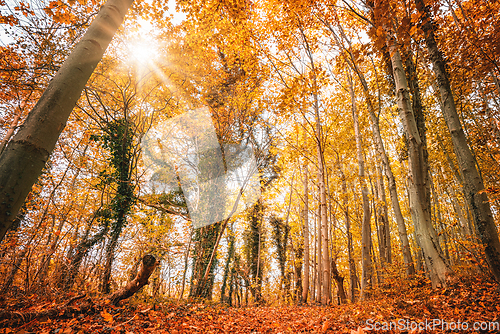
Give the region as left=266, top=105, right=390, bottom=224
left=376, top=162, right=392, bottom=264
left=190, top=222, right=221, bottom=299
left=349, top=73, right=372, bottom=299
left=301, top=164, right=309, bottom=304
left=178, top=228, right=192, bottom=300
left=300, top=25, right=331, bottom=304
left=101, top=226, right=123, bottom=294
left=315, top=203, right=322, bottom=303
left=331, top=257, right=347, bottom=304
left=311, top=210, right=317, bottom=302
left=220, top=225, right=235, bottom=303
left=415, top=0, right=500, bottom=283
left=386, top=30, right=451, bottom=287
left=0, top=0, right=134, bottom=241
left=108, top=255, right=157, bottom=305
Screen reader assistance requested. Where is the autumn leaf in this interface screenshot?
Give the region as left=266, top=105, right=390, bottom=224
left=100, top=310, right=113, bottom=323
left=321, top=319, right=330, bottom=333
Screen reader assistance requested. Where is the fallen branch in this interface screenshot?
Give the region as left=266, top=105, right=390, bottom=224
left=0, top=255, right=158, bottom=325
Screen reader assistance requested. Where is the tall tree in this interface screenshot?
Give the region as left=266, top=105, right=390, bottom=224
left=0, top=0, right=134, bottom=241
left=348, top=72, right=372, bottom=298
left=95, top=118, right=137, bottom=294
left=243, top=201, right=265, bottom=304
left=414, top=0, right=500, bottom=283
left=384, top=18, right=451, bottom=287
left=301, top=164, right=310, bottom=304
left=271, top=215, right=291, bottom=301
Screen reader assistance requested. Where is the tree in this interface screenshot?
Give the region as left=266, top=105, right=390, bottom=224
left=320, top=10, right=416, bottom=277
left=270, top=215, right=290, bottom=301
left=348, top=71, right=372, bottom=298
left=243, top=201, right=265, bottom=304
left=0, top=0, right=134, bottom=241
left=414, top=0, right=500, bottom=283
left=301, top=164, right=310, bottom=304
left=379, top=4, right=451, bottom=287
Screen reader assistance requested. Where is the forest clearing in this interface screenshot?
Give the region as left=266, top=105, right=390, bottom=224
left=1, top=0, right=500, bottom=332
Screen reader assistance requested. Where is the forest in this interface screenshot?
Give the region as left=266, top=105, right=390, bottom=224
left=1, top=0, right=500, bottom=332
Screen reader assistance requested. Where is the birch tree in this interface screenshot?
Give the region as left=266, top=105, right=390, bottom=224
left=415, top=0, right=500, bottom=283
left=0, top=0, right=135, bottom=241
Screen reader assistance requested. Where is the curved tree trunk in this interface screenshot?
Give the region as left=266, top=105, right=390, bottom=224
left=108, top=255, right=157, bottom=305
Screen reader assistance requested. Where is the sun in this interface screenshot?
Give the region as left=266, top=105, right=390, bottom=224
left=129, top=39, right=159, bottom=66
left=125, top=19, right=160, bottom=67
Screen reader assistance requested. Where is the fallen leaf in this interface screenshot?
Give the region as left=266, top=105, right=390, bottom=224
left=321, top=319, right=330, bottom=333
left=351, top=327, right=365, bottom=334
left=100, top=310, right=113, bottom=323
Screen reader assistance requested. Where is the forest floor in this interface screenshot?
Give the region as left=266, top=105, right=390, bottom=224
left=0, top=273, right=499, bottom=333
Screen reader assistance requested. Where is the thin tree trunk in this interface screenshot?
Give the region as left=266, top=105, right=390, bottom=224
left=220, top=225, right=235, bottom=303
left=179, top=228, right=193, bottom=300
left=348, top=73, right=372, bottom=299
left=301, top=164, right=309, bottom=304
left=101, top=226, right=122, bottom=294
left=300, top=24, right=330, bottom=304
left=430, top=171, right=451, bottom=263
left=339, top=163, right=357, bottom=302
left=316, top=204, right=322, bottom=303
left=311, top=210, right=317, bottom=302
left=376, top=162, right=392, bottom=264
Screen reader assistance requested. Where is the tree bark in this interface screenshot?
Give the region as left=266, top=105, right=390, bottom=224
left=376, top=162, right=392, bottom=265
left=331, top=257, right=347, bottom=304
left=0, top=0, right=134, bottom=241
left=220, top=225, right=235, bottom=303
left=179, top=228, right=192, bottom=300
left=415, top=0, right=500, bottom=283
left=349, top=73, right=372, bottom=299
left=315, top=204, right=322, bottom=303
left=301, top=164, right=310, bottom=304
left=299, top=24, right=331, bottom=304
left=339, top=163, right=358, bottom=302
left=386, top=30, right=451, bottom=287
